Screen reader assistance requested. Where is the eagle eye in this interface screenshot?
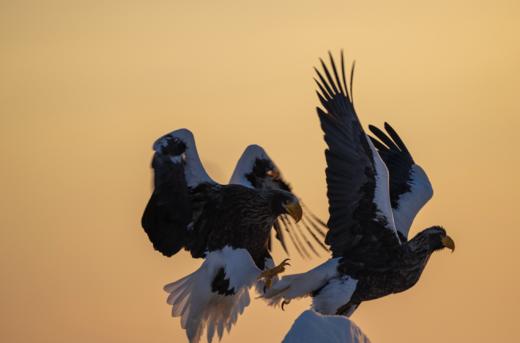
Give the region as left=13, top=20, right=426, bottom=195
left=266, top=169, right=280, bottom=180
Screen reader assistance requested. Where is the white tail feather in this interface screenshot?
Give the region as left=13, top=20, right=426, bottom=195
left=312, top=276, right=358, bottom=315
left=164, top=247, right=260, bottom=343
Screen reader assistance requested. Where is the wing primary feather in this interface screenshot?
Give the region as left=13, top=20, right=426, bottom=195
left=273, top=220, right=289, bottom=254
left=340, top=50, right=349, bottom=101
left=300, top=215, right=329, bottom=252
left=314, top=67, right=335, bottom=99
left=349, top=60, right=356, bottom=103
left=301, top=207, right=327, bottom=240
left=301, top=202, right=328, bottom=231
left=279, top=215, right=303, bottom=256
left=368, top=124, right=400, bottom=151
left=285, top=215, right=318, bottom=257
left=280, top=215, right=309, bottom=259
left=316, top=91, right=329, bottom=109
left=302, top=212, right=327, bottom=239
left=384, top=122, right=413, bottom=159
left=320, top=58, right=339, bottom=94
left=314, top=79, right=332, bottom=101
left=329, top=51, right=345, bottom=95
left=288, top=217, right=312, bottom=259
left=368, top=135, right=390, bottom=151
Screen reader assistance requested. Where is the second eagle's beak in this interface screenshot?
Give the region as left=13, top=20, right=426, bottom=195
left=283, top=201, right=303, bottom=223
left=441, top=235, right=456, bottom=252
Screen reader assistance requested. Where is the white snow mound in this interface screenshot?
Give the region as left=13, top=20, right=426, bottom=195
left=283, top=310, right=371, bottom=343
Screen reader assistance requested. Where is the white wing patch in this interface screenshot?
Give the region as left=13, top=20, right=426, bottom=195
left=263, top=258, right=341, bottom=306
left=153, top=128, right=215, bottom=188
left=393, top=164, right=433, bottom=238
left=229, top=144, right=270, bottom=188
left=283, top=310, right=371, bottom=343
left=366, top=137, right=399, bottom=238
left=164, top=247, right=261, bottom=343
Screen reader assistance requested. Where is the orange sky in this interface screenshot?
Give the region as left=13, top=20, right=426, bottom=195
left=1, top=1, right=519, bottom=342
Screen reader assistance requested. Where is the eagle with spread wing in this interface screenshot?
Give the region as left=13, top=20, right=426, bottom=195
left=141, top=129, right=326, bottom=342
left=264, top=52, right=455, bottom=316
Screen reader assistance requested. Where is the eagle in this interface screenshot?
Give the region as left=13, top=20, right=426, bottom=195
left=264, top=52, right=455, bottom=317
left=141, top=129, right=326, bottom=343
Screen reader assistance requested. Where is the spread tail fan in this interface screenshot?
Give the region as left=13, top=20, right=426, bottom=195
left=164, top=247, right=260, bottom=343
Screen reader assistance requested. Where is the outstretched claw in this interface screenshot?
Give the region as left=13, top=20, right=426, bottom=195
left=281, top=299, right=291, bottom=311
left=259, top=258, right=291, bottom=289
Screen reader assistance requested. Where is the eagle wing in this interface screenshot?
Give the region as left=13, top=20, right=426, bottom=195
left=141, top=128, right=217, bottom=257
left=315, top=52, right=401, bottom=261
left=229, top=144, right=328, bottom=258
left=368, top=123, right=433, bottom=240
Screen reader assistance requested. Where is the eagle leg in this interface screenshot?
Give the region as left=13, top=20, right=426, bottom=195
left=259, top=258, right=291, bottom=289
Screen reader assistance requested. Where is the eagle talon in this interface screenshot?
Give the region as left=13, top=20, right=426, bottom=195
left=259, top=259, right=291, bottom=289
left=281, top=299, right=291, bottom=311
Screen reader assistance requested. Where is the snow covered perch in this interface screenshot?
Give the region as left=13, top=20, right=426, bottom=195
left=283, top=310, right=371, bottom=343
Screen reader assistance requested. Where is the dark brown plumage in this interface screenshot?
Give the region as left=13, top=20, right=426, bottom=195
left=143, top=129, right=316, bottom=342
left=141, top=134, right=300, bottom=270
left=335, top=226, right=452, bottom=315
left=315, top=52, right=455, bottom=315
left=263, top=53, right=455, bottom=318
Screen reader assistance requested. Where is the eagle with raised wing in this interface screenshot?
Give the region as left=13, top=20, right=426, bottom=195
left=141, top=129, right=326, bottom=343
left=264, top=52, right=455, bottom=316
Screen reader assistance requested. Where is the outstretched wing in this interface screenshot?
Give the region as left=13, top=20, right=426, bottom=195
left=229, top=144, right=328, bottom=258
left=141, top=128, right=217, bottom=257
left=315, top=52, right=401, bottom=262
left=368, top=123, right=433, bottom=240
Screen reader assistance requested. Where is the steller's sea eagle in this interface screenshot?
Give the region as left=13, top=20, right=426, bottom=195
left=141, top=129, right=325, bottom=343
left=264, top=52, right=455, bottom=316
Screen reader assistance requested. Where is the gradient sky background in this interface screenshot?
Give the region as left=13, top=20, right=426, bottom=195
left=2, top=1, right=519, bottom=342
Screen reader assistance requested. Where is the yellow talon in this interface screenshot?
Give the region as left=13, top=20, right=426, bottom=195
left=259, top=259, right=291, bottom=289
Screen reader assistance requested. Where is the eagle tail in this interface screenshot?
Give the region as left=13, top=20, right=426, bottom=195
left=311, top=276, right=358, bottom=315
left=164, top=247, right=260, bottom=343
left=262, top=258, right=341, bottom=307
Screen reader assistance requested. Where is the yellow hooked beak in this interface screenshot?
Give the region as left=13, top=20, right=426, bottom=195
left=283, top=201, right=303, bottom=223
left=441, top=235, right=455, bottom=252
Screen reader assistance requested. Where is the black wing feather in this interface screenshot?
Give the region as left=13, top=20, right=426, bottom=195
left=141, top=130, right=218, bottom=258
left=316, top=52, right=401, bottom=261
left=368, top=122, right=433, bottom=240
left=368, top=123, right=414, bottom=209
left=368, top=125, right=400, bottom=151
left=141, top=138, right=193, bottom=257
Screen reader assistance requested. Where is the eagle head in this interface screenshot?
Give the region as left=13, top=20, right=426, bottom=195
left=417, top=226, right=455, bottom=253
left=269, top=190, right=303, bottom=222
